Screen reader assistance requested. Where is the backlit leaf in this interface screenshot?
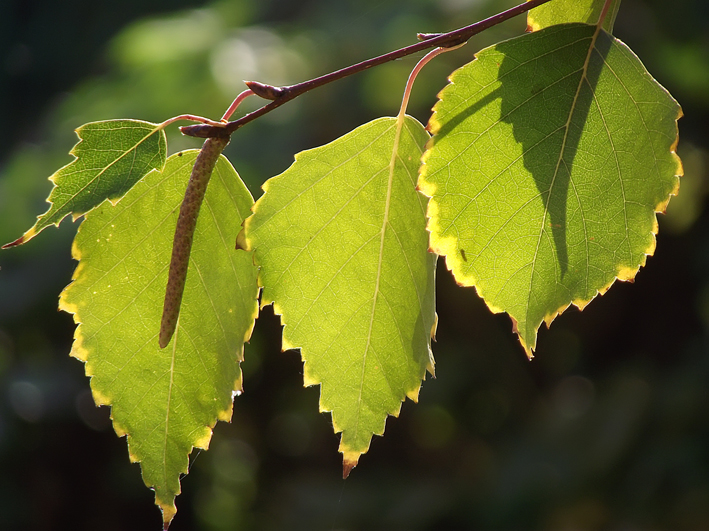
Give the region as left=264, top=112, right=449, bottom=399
left=244, top=116, right=436, bottom=474
left=59, top=150, right=259, bottom=527
left=527, top=0, right=622, bottom=33
left=4, top=119, right=167, bottom=247
left=419, top=23, right=681, bottom=356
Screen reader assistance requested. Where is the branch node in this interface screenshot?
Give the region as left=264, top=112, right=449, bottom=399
left=245, top=81, right=286, bottom=101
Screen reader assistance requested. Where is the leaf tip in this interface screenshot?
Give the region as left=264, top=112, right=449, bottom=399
left=509, top=316, right=535, bottom=360
left=2, top=229, right=34, bottom=249
left=2, top=238, right=22, bottom=249
left=342, top=458, right=358, bottom=479
left=339, top=440, right=366, bottom=478
left=157, top=498, right=177, bottom=530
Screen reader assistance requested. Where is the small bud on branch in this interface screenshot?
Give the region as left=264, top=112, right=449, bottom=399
left=245, top=81, right=286, bottom=100
left=180, top=0, right=553, bottom=139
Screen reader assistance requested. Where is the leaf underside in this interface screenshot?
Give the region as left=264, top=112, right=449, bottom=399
left=5, top=119, right=167, bottom=247
left=59, top=151, right=259, bottom=527
left=245, top=116, right=437, bottom=472
left=419, top=23, right=681, bottom=356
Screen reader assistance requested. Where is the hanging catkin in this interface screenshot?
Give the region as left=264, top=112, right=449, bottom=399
left=159, top=135, right=230, bottom=348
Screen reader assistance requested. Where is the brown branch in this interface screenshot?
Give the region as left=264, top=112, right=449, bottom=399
left=181, top=0, right=552, bottom=138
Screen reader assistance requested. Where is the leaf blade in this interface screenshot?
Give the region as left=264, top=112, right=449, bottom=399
left=245, top=117, right=436, bottom=471
left=59, top=150, right=259, bottom=526
left=419, top=24, right=681, bottom=356
left=5, top=119, right=167, bottom=247
left=527, top=0, right=622, bottom=33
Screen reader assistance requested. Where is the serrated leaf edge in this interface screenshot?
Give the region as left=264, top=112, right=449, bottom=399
left=244, top=116, right=431, bottom=474
left=419, top=27, right=683, bottom=358
left=4, top=120, right=166, bottom=248
left=57, top=150, right=260, bottom=529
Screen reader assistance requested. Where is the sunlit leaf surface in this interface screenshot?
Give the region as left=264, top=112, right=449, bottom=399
left=5, top=119, right=166, bottom=247
left=419, top=23, right=681, bottom=356
left=59, top=151, right=259, bottom=526
left=527, top=0, right=622, bottom=32
left=244, top=117, right=437, bottom=473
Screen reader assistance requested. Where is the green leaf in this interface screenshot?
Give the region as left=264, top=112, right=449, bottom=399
left=244, top=116, right=436, bottom=473
left=4, top=119, right=167, bottom=247
left=527, top=0, right=622, bottom=33
left=418, top=23, right=681, bottom=356
left=59, top=150, right=259, bottom=527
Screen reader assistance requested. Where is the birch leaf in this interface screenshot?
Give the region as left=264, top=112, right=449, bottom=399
left=59, top=150, right=259, bottom=527
left=527, top=0, right=622, bottom=33
left=244, top=117, right=437, bottom=475
left=419, top=23, right=681, bottom=356
left=4, top=119, right=166, bottom=247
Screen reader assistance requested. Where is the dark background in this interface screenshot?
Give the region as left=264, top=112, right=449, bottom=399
left=1, top=0, right=708, bottom=529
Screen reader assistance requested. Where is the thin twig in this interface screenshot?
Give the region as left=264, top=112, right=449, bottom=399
left=181, top=0, right=552, bottom=138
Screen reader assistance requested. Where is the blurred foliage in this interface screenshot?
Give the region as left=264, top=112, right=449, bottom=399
left=0, top=0, right=708, bottom=530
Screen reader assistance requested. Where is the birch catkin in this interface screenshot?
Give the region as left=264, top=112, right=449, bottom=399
left=159, top=135, right=230, bottom=348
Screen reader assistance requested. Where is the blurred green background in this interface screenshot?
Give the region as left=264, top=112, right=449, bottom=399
left=1, top=0, right=708, bottom=529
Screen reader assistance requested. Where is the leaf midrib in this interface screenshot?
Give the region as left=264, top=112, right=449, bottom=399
left=354, top=114, right=407, bottom=443
left=262, top=122, right=395, bottom=296
left=526, top=23, right=607, bottom=338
